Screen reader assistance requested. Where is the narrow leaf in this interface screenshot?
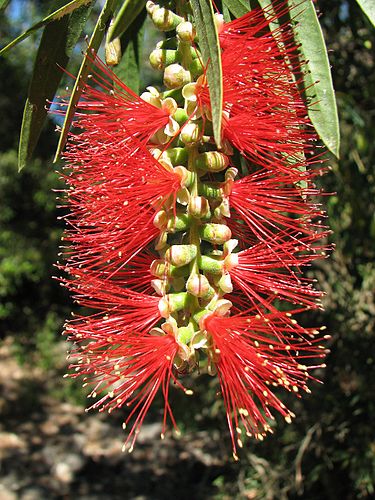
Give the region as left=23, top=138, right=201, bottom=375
left=113, top=11, right=147, bottom=94
left=190, top=0, right=223, bottom=148
left=18, top=4, right=92, bottom=171
left=257, top=0, right=281, bottom=31
left=289, top=0, right=340, bottom=157
left=107, top=0, right=146, bottom=42
left=0, top=0, right=10, bottom=12
left=54, top=0, right=118, bottom=162
left=0, top=0, right=93, bottom=55
left=356, top=0, right=375, bottom=27
left=222, top=0, right=250, bottom=18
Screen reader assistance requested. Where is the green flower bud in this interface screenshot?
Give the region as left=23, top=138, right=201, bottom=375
left=164, top=64, right=191, bottom=89
left=198, top=255, right=223, bottom=274
left=162, top=147, right=188, bottom=165
left=151, top=7, right=184, bottom=31
left=158, top=292, right=190, bottom=317
left=200, top=224, right=232, bottom=245
left=165, top=244, right=197, bottom=267
left=176, top=21, right=196, bottom=42
left=186, top=274, right=214, bottom=299
left=167, top=213, right=191, bottom=232
left=149, top=49, right=180, bottom=70
left=195, top=151, right=229, bottom=172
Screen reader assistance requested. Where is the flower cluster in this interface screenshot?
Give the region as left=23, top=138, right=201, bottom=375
left=61, top=1, right=330, bottom=459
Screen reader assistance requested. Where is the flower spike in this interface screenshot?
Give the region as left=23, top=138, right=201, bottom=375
left=60, top=2, right=331, bottom=456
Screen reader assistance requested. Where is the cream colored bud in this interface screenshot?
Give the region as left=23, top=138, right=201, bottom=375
left=164, top=64, right=191, bottom=89
left=186, top=274, right=214, bottom=299
left=200, top=223, right=232, bottom=245
left=176, top=21, right=195, bottom=42
left=165, top=244, right=197, bottom=267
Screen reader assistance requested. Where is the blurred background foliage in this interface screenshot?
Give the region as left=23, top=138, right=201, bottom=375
left=0, top=0, right=374, bottom=498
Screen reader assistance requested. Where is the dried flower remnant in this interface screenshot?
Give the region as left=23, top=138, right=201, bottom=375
left=61, top=1, right=331, bottom=458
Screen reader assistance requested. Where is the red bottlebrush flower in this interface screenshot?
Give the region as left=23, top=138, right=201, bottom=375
left=57, top=56, right=172, bottom=149
left=228, top=169, right=325, bottom=244
left=196, top=8, right=316, bottom=174
left=61, top=144, right=183, bottom=271
left=68, top=330, right=189, bottom=452
left=59, top=1, right=331, bottom=456
left=229, top=233, right=330, bottom=311
left=202, top=311, right=327, bottom=460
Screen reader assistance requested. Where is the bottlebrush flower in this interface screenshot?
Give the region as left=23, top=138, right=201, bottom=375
left=200, top=310, right=327, bottom=460
left=60, top=1, right=330, bottom=458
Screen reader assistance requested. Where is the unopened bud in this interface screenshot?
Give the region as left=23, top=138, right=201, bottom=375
left=146, top=1, right=157, bottom=15
left=151, top=7, right=184, bottom=31
left=214, top=13, right=224, bottom=33
left=164, top=64, right=191, bottom=89
left=188, top=196, right=210, bottom=218
left=195, top=151, right=229, bottom=172
left=176, top=21, right=195, bottom=42
left=158, top=292, right=190, bottom=317
left=167, top=213, right=191, bottom=232
left=165, top=244, right=197, bottom=267
left=186, top=274, right=214, bottom=299
left=105, top=37, right=121, bottom=66
left=198, top=255, right=223, bottom=274
left=200, top=223, right=232, bottom=245
left=151, top=259, right=189, bottom=278
left=149, top=49, right=180, bottom=70
left=162, top=147, right=188, bottom=166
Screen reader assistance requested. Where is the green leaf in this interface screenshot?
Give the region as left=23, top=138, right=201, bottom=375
left=0, top=0, right=94, bottom=55
left=107, top=0, right=146, bottom=42
left=257, top=0, right=281, bottom=31
left=191, top=0, right=223, bottom=148
left=113, top=10, right=147, bottom=94
left=289, top=0, right=340, bottom=157
left=356, top=0, right=375, bottom=27
left=54, top=0, right=118, bottom=162
left=0, top=0, right=10, bottom=12
left=18, top=4, right=93, bottom=171
left=222, top=0, right=250, bottom=18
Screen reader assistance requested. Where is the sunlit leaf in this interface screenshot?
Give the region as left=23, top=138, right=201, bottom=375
left=191, top=0, right=223, bottom=148
left=356, top=0, right=375, bottom=27
left=0, top=0, right=10, bottom=12
left=18, top=4, right=93, bottom=171
left=222, top=0, right=250, bottom=18
left=0, top=0, right=94, bottom=55
left=54, top=0, right=118, bottom=162
left=113, top=11, right=147, bottom=94
left=107, top=0, right=146, bottom=41
left=289, top=0, right=340, bottom=157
